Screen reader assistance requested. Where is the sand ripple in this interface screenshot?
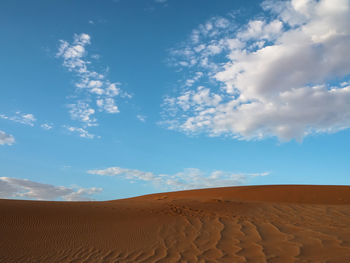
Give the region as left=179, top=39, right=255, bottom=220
left=1, top=185, right=350, bottom=262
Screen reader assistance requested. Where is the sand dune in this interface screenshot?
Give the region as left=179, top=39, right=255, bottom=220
left=1, top=185, right=350, bottom=262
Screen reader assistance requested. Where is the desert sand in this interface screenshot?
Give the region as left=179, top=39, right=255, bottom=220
left=1, top=185, right=350, bottom=262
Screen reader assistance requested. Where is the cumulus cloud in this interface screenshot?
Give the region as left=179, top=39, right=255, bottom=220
left=0, top=177, right=102, bottom=201
left=0, top=131, right=15, bottom=146
left=0, top=112, right=36, bottom=126
left=87, top=166, right=268, bottom=191
left=56, top=33, right=130, bottom=136
left=162, top=0, right=350, bottom=141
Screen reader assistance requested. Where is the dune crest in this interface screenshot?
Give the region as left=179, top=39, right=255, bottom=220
left=1, top=185, right=350, bottom=262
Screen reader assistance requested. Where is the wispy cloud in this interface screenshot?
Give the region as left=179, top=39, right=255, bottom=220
left=40, top=123, right=53, bottom=130
left=162, top=0, right=350, bottom=142
left=56, top=33, right=131, bottom=136
left=0, top=112, right=36, bottom=126
left=88, top=166, right=268, bottom=191
left=0, top=130, right=15, bottom=146
left=1, top=111, right=55, bottom=135
left=65, top=126, right=97, bottom=139
left=136, top=114, right=146, bottom=122
left=0, top=177, right=102, bottom=201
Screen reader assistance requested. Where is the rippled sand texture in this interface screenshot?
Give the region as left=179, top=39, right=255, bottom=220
left=1, top=185, right=350, bottom=262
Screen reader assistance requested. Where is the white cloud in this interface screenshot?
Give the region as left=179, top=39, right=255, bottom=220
left=136, top=114, right=146, bottom=122
left=0, top=130, right=15, bottom=146
left=40, top=123, right=53, bottom=130
left=155, top=0, right=167, bottom=3
left=65, top=126, right=96, bottom=139
left=88, top=166, right=268, bottom=191
left=56, top=33, right=131, bottom=136
left=185, top=72, right=204, bottom=87
left=68, top=102, right=97, bottom=127
left=0, top=112, right=36, bottom=126
left=1, top=112, right=55, bottom=133
left=106, top=83, right=120, bottom=97
left=236, top=19, right=283, bottom=41
left=163, top=0, right=350, bottom=141
left=0, top=177, right=102, bottom=201
left=96, top=98, right=119, bottom=113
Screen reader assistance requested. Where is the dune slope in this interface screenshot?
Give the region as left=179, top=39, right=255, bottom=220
left=1, top=185, right=350, bottom=262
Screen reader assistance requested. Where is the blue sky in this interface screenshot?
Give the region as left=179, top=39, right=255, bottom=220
left=1, top=0, right=350, bottom=201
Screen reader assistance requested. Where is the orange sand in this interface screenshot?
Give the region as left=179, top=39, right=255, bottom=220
left=1, top=185, right=350, bottom=262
